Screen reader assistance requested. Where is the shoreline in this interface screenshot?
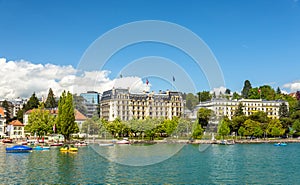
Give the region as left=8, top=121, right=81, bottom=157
left=3, top=138, right=300, bottom=146
left=129, top=138, right=300, bottom=144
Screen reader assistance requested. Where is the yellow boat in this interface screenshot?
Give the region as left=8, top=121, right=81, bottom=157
left=60, top=146, right=78, bottom=152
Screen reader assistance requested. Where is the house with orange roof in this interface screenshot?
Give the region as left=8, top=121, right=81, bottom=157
left=75, top=109, right=87, bottom=131
left=7, top=120, right=25, bottom=139
left=0, top=107, right=6, bottom=138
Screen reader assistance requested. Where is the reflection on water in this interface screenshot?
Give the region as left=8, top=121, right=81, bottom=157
left=0, top=143, right=300, bottom=184
left=92, top=143, right=185, bottom=166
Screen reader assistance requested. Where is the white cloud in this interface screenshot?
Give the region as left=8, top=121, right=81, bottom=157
left=283, top=81, right=300, bottom=92
left=0, top=58, right=149, bottom=99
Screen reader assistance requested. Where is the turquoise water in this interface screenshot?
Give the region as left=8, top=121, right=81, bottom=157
left=0, top=143, right=299, bottom=184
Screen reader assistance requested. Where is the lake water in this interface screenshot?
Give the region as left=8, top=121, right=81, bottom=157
left=0, top=143, right=299, bottom=184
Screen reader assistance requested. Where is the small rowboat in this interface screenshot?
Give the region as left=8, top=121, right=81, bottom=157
left=33, top=146, right=50, bottom=150
left=6, top=145, right=32, bottom=153
left=274, top=143, right=287, bottom=146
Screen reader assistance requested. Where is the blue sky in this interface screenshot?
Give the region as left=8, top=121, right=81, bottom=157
left=0, top=0, right=300, bottom=98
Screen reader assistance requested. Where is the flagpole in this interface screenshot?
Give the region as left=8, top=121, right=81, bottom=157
left=172, top=76, right=175, bottom=91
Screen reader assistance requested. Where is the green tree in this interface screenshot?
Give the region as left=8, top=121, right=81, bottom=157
left=163, top=117, right=179, bottom=136
left=248, top=87, right=260, bottom=99
left=175, top=118, right=193, bottom=137
left=25, top=92, right=40, bottom=111
left=185, top=93, right=198, bottom=110
left=104, top=117, right=130, bottom=138
left=197, top=108, right=213, bottom=128
left=143, top=118, right=162, bottom=140
left=56, top=91, right=79, bottom=141
left=17, top=92, right=40, bottom=122
left=81, top=116, right=103, bottom=135
left=243, top=119, right=263, bottom=138
left=25, top=104, right=55, bottom=137
left=225, top=89, right=231, bottom=95
left=197, top=91, right=212, bottom=102
left=266, top=119, right=285, bottom=137
left=279, top=102, right=289, bottom=118
left=241, top=80, right=252, bottom=98
left=16, top=109, right=24, bottom=122
left=238, top=126, right=246, bottom=137
left=45, top=88, right=57, bottom=109
left=296, top=91, right=300, bottom=101
left=291, top=110, right=300, bottom=122
left=292, top=119, right=300, bottom=136
left=232, top=92, right=242, bottom=100
left=234, top=103, right=244, bottom=117
left=218, top=117, right=231, bottom=138
left=73, top=95, right=88, bottom=116
left=230, top=115, right=247, bottom=134
left=276, top=87, right=281, bottom=94
left=259, top=85, right=276, bottom=100
left=249, top=111, right=269, bottom=124
left=192, top=121, right=203, bottom=139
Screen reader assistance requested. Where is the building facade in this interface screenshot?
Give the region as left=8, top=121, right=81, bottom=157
left=80, top=91, right=101, bottom=118
left=7, top=120, right=25, bottom=139
left=194, top=98, right=289, bottom=120
left=74, top=109, right=87, bottom=132
left=11, top=98, right=27, bottom=117
left=0, top=107, right=6, bottom=138
left=100, top=88, right=184, bottom=121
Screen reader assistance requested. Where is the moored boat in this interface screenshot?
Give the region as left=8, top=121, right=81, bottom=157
left=60, top=145, right=78, bottom=152
left=6, top=145, right=32, bottom=153
left=274, top=143, right=287, bottom=146
left=33, top=145, right=50, bottom=150
left=99, top=143, right=114, bottom=146
left=2, top=139, right=13, bottom=144
left=50, top=143, right=63, bottom=147
left=116, top=139, right=130, bottom=144
left=219, top=140, right=235, bottom=145
left=75, top=142, right=88, bottom=146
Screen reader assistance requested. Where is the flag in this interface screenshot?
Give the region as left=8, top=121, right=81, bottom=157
left=258, top=89, right=261, bottom=93
left=173, top=76, right=175, bottom=82
left=146, top=79, right=149, bottom=85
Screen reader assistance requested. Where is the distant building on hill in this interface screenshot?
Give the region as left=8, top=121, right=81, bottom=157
left=0, top=98, right=27, bottom=119
left=100, top=88, right=184, bottom=121
left=193, top=98, right=289, bottom=120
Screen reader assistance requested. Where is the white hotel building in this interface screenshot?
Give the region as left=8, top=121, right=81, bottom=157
left=100, top=88, right=184, bottom=121
left=194, top=98, right=288, bottom=120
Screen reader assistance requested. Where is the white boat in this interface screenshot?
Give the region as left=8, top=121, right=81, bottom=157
left=75, top=142, right=88, bottom=146
left=116, top=138, right=130, bottom=144
left=99, top=143, right=114, bottom=146
left=219, top=140, right=235, bottom=145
